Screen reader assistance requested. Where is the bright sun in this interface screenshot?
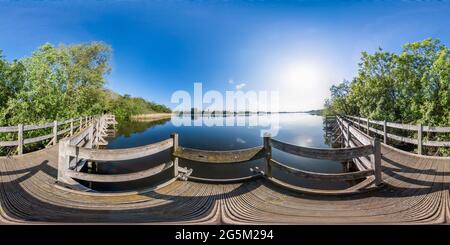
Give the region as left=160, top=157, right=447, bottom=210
left=281, top=62, right=321, bottom=84
left=269, top=60, right=330, bottom=111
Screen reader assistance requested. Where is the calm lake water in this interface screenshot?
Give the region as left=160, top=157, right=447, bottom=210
left=85, top=113, right=355, bottom=191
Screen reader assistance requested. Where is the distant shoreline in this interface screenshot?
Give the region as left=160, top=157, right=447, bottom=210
left=172, top=110, right=324, bottom=115
left=129, top=110, right=324, bottom=122
left=130, top=113, right=172, bottom=122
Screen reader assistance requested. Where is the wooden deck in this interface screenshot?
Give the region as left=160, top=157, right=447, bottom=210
left=1, top=142, right=449, bottom=224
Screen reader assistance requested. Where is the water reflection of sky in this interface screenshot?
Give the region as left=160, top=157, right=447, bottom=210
left=96, top=113, right=352, bottom=192
left=109, top=113, right=328, bottom=150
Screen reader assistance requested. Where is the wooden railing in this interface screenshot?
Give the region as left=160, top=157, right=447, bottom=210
left=172, top=129, right=381, bottom=191
left=174, top=146, right=265, bottom=163
left=173, top=146, right=265, bottom=183
left=57, top=114, right=167, bottom=187
left=57, top=115, right=382, bottom=194
left=343, top=115, right=450, bottom=155
left=0, top=115, right=102, bottom=155
left=263, top=132, right=382, bottom=189
left=336, top=116, right=382, bottom=179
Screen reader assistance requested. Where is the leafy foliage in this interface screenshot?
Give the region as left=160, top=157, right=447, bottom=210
left=0, top=42, right=170, bottom=127
left=106, top=91, right=171, bottom=121
left=324, top=38, right=450, bottom=155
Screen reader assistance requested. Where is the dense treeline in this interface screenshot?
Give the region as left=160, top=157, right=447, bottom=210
left=324, top=38, right=449, bottom=155
left=106, top=91, right=171, bottom=121
left=0, top=42, right=171, bottom=127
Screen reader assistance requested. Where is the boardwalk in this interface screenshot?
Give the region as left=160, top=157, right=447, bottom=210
left=0, top=142, right=449, bottom=224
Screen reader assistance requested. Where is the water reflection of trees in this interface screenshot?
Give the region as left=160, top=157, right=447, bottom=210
left=115, top=119, right=170, bottom=137
left=322, top=118, right=334, bottom=147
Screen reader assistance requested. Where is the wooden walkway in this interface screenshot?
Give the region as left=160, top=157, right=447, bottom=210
left=1, top=142, right=449, bottom=224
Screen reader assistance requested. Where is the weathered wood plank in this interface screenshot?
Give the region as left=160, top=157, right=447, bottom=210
left=266, top=176, right=378, bottom=195
left=66, top=162, right=173, bottom=182
left=0, top=140, right=18, bottom=147
left=422, top=126, right=450, bottom=133
left=386, top=133, right=417, bottom=144
left=24, top=122, right=54, bottom=131
left=270, top=159, right=374, bottom=181
left=270, top=138, right=373, bottom=161
left=174, top=146, right=265, bottom=163
left=67, top=138, right=173, bottom=162
left=386, top=122, right=418, bottom=131
left=69, top=125, right=93, bottom=145
left=0, top=126, right=18, bottom=133
left=187, top=174, right=262, bottom=183
left=348, top=126, right=372, bottom=145
left=23, top=133, right=53, bottom=144
left=423, top=140, right=450, bottom=147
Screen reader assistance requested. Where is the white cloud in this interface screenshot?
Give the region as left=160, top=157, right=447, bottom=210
left=235, top=83, right=246, bottom=90
left=228, top=79, right=234, bottom=84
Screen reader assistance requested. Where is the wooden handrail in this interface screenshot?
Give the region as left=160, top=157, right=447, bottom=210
left=173, top=146, right=265, bottom=163
left=345, top=115, right=450, bottom=132
left=66, top=162, right=173, bottom=182
left=187, top=173, right=263, bottom=183
left=67, top=138, right=173, bottom=162
left=0, top=115, right=98, bottom=155
left=270, top=159, right=374, bottom=181
left=270, top=138, right=373, bottom=161
left=342, top=115, right=450, bottom=155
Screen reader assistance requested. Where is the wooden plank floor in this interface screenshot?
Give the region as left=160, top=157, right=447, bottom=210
left=0, top=144, right=449, bottom=224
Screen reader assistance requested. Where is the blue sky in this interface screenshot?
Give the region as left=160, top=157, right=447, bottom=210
left=1, top=0, right=449, bottom=111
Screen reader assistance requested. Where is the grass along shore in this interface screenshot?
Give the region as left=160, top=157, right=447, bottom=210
left=130, top=113, right=172, bottom=122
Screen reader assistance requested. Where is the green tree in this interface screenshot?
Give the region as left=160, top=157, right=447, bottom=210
left=0, top=51, right=26, bottom=125
left=1, top=43, right=112, bottom=125
left=324, top=38, right=450, bottom=155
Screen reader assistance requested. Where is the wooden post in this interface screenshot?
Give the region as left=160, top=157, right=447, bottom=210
left=70, top=119, right=74, bottom=136
left=366, top=118, right=370, bottom=135
left=346, top=122, right=351, bottom=148
left=371, top=138, right=382, bottom=186
left=263, top=133, right=272, bottom=177
left=79, top=117, right=83, bottom=129
left=57, top=138, right=71, bottom=184
left=53, top=121, right=58, bottom=145
left=417, top=123, right=422, bottom=155
left=171, top=133, right=179, bottom=178
left=95, top=120, right=100, bottom=147
left=383, top=120, right=387, bottom=144
left=88, top=125, right=94, bottom=149
left=17, top=124, right=23, bottom=155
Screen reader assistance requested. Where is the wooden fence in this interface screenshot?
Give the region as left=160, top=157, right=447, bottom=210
left=0, top=115, right=102, bottom=155
left=343, top=115, right=450, bottom=155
